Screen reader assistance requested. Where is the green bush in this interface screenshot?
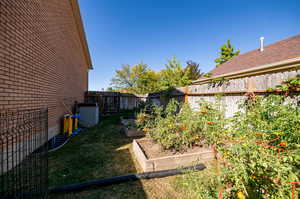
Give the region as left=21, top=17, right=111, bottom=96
left=177, top=95, right=300, bottom=199
left=267, top=74, right=300, bottom=94
left=137, top=95, right=300, bottom=198
left=136, top=98, right=226, bottom=151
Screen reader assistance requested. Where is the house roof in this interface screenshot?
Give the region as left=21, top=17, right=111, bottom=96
left=209, top=34, right=300, bottom=77
left=69, top=0, right=93, bottom=70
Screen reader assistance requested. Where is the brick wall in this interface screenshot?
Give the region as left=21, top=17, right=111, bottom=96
left=0, top=0, right=89, bottom=138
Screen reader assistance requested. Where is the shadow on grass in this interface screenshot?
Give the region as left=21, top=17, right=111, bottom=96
left=48, top=112, right=148, bottom=199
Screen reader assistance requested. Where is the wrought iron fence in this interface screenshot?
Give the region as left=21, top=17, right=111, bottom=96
left=0, top=108, right=48, bottom=199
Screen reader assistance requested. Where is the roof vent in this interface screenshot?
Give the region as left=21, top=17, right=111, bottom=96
left=260, top=37, right=264, bottom=52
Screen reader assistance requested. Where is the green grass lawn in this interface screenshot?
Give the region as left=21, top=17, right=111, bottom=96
left=48, top=113, right=183, bottom=199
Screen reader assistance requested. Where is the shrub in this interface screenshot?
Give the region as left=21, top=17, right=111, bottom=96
left=195, top=97, right=227, bottom=145
left=135, top=101, right=159, bottom=133
left=267, top=74, right=300, bottom=95
left=147, top=100, right=198, bottom=151
left=137, top=98, right=226, bottom=151
left=177, top=95, right=300, bottom=198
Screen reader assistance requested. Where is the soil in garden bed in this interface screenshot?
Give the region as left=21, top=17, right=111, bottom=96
left=136, top=138, right=213, bottom=159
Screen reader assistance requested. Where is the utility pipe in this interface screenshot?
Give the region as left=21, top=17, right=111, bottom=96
left=49, top=164, right=206, bottom=193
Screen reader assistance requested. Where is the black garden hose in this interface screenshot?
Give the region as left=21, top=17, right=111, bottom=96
left=49, top=164, right=206, bottom=193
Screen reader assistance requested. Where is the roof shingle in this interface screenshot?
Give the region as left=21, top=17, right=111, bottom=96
left=209, top=34, right=300, bottom=76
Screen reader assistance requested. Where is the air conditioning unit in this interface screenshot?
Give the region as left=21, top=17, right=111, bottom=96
left=78, top=103, right=99, bottom=127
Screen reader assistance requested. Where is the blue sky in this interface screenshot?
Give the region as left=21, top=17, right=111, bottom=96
left=78, top=0, right=300, bottom=91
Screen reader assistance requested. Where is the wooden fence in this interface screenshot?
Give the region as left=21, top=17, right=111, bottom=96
left=187, top=68, right=300, bottom=117
left=85, top=91, right=147, bottom=114
left=86, top=60, right=300, bottom=116
left=148, top=62, right=300, bottom=117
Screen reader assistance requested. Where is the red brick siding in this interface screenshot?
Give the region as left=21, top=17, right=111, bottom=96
left=0, top=0, right=88, bottom=135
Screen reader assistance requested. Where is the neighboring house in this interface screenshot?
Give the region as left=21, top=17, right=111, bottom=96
left=195, top=34, right=300, bottom=82
left=0, top=0, right=93, bottom=139
left=146, top=35, right=300, bottom=109
left=186, top=35, right=300, bottom=116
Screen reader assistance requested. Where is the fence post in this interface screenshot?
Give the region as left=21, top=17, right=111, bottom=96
left=184, top=86, right=189, bottom=104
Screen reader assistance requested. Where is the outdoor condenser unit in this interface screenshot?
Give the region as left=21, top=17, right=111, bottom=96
left=78, top=103, right=100, bottom=127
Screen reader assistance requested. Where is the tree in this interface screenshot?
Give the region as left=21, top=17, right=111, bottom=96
left=185, top=60, right=203, bottom=80
left=110, top=62, right=160, bottom=94
left=110, top=64, right=135, bottom=91
left=106, top=87, right=114, bottom=92
left=135, top=70, right=160, bottom=94
left=110, top=57, right=197, bottom=94
left=159, top=57, right=191, bottom=90
left=110, top=62, right=147, bottom=93
left=214, top=40, right=240, bottom=67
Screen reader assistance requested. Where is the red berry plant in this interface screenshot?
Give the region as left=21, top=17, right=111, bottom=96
left=136, top=98, right=227, bottom=151
left=177, top=95, right=300, bottom=199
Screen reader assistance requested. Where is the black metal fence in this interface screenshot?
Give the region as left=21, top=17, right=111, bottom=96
left=0, top=108, right=48, bottom=199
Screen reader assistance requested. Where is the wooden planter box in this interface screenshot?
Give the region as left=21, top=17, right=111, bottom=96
left=132, top=139, right=215, bottom=172
left=120, top=117, right=135, bottom=126
left=123, top=127, right=145, bottom=137
left=120, top=117, right=145, bottom=137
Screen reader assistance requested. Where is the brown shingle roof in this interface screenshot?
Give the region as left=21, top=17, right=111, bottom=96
left=209, top=34, right=300, bottom=76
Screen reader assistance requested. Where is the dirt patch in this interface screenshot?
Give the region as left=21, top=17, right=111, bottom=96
left=136, top=138, right=213, bottom=159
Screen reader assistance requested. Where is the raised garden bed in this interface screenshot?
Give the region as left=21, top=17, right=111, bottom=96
left=120, top=117, right=145, bottom=137
left=133, top=138, right=215, bottom=172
